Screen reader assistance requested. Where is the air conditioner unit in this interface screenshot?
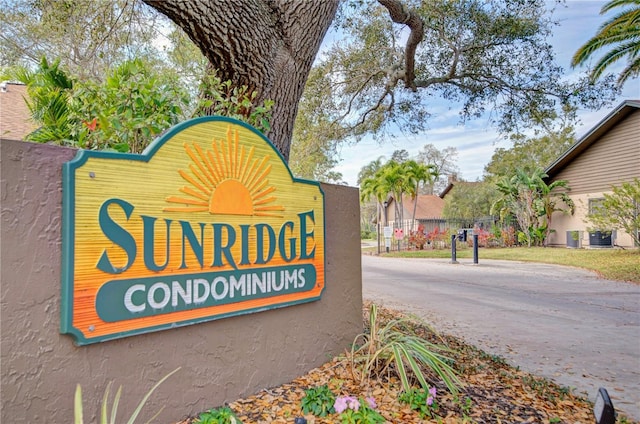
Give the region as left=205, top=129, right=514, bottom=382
left=588, top=230, right=616, bottom=248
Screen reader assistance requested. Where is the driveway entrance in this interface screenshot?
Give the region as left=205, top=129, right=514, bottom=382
left=362, top=255, right=640, bottom=421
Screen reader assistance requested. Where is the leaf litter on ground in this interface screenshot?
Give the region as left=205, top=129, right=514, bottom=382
left=175, top=303, right=635, bottom=424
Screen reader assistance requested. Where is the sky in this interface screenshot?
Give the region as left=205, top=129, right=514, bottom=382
left=331, top=1, right=640, bottom=187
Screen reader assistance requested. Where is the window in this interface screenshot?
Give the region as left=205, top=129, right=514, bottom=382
left=588, top=198, right=605, bottom=215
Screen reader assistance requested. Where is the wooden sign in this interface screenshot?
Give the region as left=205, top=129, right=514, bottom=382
left=61, top=117, right=325, bottom=345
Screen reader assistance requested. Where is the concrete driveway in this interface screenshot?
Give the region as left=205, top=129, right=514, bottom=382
left=361, top=255, right=640, bottom=421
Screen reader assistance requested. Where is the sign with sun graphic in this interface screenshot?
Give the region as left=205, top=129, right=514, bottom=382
left=61, top=116, right=325, bottom=345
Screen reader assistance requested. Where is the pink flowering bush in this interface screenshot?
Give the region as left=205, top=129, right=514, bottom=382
left=300, top=388, right=384, bottom=423
left=398, top=386, right=440, bottom=419
left=333, top=395, right=384, bottom=423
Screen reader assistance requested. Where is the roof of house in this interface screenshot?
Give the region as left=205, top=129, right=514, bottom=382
left=545, top=99, right=640, bottom=180
left=397, top=194, right=445, bottom=219
left=0, top=82, right=35, bottom=140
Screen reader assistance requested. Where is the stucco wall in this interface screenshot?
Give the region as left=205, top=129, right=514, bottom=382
left=547, top=192, right=636, bottom=248
left=0, top=139, right=363, bottom=423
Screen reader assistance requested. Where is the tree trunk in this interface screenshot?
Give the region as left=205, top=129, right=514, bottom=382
left=142, top=0, right=339, bottom=160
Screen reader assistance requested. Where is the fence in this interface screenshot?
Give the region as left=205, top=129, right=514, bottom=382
left=378, top=216, right=517, bottom=252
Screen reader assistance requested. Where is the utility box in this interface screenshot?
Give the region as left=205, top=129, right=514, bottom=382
left=588, top=230, right=615, bottom=248
left=457, top=229, right=473, bottom=242
left=566, top=230, right=582, bottom=248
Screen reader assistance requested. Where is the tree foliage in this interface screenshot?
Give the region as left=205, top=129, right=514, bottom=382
left=288, top=64, right=344, bottom=183
left=358, top=156, right=387, bottom=186
left=146, top=0, right=618, bottom=162
left=0, top=0, right=275, bottom=147
left=71, top=59, right=191, bottom=153
left=416, top=144, right=459, bottom=195
left=316, top=0, right=618, bottom=146
left=484, top=104, right=579, bottom=180
left=10, top=57, right=75, bottom=144
left=2, top=0, right=621, bottom=177
left=5, top=56, right=273, bottom=154
left=492, top=168, right=574, bottom=246
left=572, top=0, right=640, bottom=88
left=5, top=57, right=191, bottom=152
left=586, top=179, right=640, bottom=247
left=442, top=182, right=497, bottom=220
left=484, top=132, right=575, bottom=181
left=0, top=0, right=166, bottom=80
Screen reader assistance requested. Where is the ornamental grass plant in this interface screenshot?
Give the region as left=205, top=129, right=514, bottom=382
left=349, top=303, right=462, bottom=396
left=74, top=367, right=180, bottom=424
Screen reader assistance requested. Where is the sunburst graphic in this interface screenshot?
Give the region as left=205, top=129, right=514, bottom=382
left=164, top=127, right=285, bottom=217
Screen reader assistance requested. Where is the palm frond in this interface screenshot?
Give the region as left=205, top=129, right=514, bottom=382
left=591, top=39, right=640, bottom=80
left=601, top=0, right=640, bottom=14
left=572, top=0, right=640, bottom=87
left=617, top=55, right=640, bottom=84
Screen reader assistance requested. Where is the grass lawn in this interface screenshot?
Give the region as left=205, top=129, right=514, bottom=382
left=376, top=246, right=640, bottom=284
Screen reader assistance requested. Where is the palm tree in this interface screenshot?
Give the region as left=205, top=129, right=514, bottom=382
left=357, top=156, right=386, bottom=186
left=361, top=166, right=396, bottom=253
left=378, top=161, right=414, bottom=227
left=361, top=160, right=415, bottom=229
left=530, top=169, right=575, bottom=246
left=404, top=160, right=438, bottom=230
left=493, top=169, right=537, bottom=247
left=572, top=0, right=640, bottom=88
left=8, top=57, right=76, bottom=144
left=492, top=168, right=573, bottom=247
left=360, top=175, right=388, bottom=225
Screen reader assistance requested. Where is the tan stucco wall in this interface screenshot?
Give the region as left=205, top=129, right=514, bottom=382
left=0, top=139, right=363, bottom=423
left=548, top=192, right=636, bottom=248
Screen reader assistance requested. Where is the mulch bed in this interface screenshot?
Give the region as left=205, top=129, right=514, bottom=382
left=175, top=304, right=610, bottom=424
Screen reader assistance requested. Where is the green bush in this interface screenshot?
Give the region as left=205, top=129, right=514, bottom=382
left=196, top=406, right=242, bottom=424
left=300, top=385, right=335, bottom=417
left=398, top=387, right=439, bottom=419
left=72, top=59, right=190, bottom=153
left=360, top=229, right=376, bottom=239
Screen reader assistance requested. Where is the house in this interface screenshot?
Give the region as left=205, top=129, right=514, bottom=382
left=383, top=194, right=446, bottom=233
left=545, top=100, right=640, bottom=248
left=0, top=82, right=35, bottom=140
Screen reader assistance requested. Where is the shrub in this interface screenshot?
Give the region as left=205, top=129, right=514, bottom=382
left=426, top=226, right=450, bottom=249
left=334, top=396, right=385, bottom=423
left=300, top=385, right=335, bottom=417
left=399, top=386, right=439, bottom=419
left=361, top=229, right=376, bottom=240
left=586, top=178, right=640, bottom=247
left=408, top=224, right=427, bottom=250
left=196, top=406, right=242, bottom=424
left=350, top=304, right=462, bottom=395
left=467, top=227, right=491, bottom=247
left=501, top=226, right=517, bottom=247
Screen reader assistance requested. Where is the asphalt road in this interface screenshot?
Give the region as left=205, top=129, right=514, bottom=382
left=361, top=254, right=640, bottom=421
